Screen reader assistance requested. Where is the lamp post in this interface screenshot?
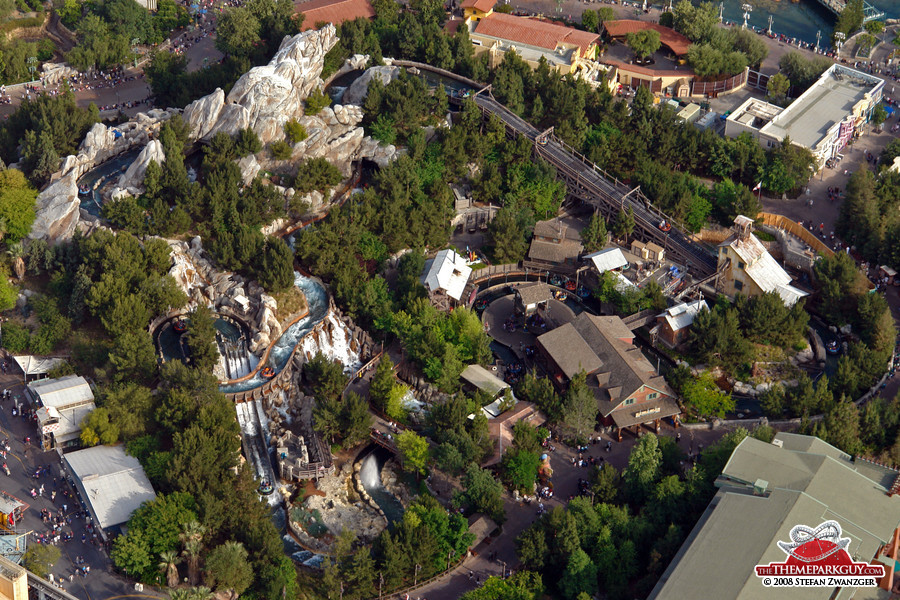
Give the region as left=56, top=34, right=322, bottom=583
left=718, top=2, right=723, bottom=23
left=767, top=15, right=773, bottom=36
left=378, top=572, right=383, bottom=600
left=835, top=32, right=846, bottom=56
left=132, top=38, right=140, bottom=68
left=414, top=564, right=421, bottom=587
left=500, top=560, right=507, bottom=578
left=815, top=30, right=821, bottom=53
left=26, top=56, right=37, bottom=83
left=741, top=3, right=752, bottom=29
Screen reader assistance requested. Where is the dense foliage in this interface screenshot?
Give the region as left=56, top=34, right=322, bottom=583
left=0, top=91, right=99, bottom=184
left=516, top=428, right=769, bottom=599
left=63, top=0, right=190, bottom=70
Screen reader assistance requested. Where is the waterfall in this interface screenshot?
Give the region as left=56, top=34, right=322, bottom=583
left=359, top=453, right=383, bottom=490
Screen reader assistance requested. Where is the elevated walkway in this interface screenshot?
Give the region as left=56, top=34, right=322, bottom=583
left=812, top=0, right=884, bottom=22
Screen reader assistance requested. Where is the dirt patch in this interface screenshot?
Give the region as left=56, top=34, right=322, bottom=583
left=301, top=479, right=326, bottom=498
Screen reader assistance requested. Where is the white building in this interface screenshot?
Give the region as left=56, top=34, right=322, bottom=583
left=725, top=64, right=883, bottom=170
left=421, top=249, right=472, bottom=303
left=585, top=248, right=628, bottom=275
left=26, top=375, right=96, bottom=451
left=64, top=445, right=157, bottom=540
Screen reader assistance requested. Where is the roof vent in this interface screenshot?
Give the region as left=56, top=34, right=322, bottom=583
left=771, top=439, right=783, bottom=448
left=753, top=478, right=768, bottom=495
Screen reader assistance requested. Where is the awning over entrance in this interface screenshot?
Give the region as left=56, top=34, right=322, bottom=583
left=611, top=397, right=681, bottom=429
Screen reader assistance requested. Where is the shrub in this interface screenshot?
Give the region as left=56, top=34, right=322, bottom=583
left=235, top=127, right=262, bottom=156
left=294, top=157, right=343, bottom=195
left=284, top=119, right=308, bottom=143
left=304, top=88, right=331, bottom=115
left=269, top=140, right=292, bottom=160
left=1, top=321, right=30, bottom=353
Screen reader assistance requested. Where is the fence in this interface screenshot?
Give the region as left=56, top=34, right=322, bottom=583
left=692, top=68, right=749, bottom=97
left=756, top=212, right=835, bottom=258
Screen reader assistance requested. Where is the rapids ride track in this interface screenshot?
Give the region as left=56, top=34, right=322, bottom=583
left=392, top=60, right=718, bottom=278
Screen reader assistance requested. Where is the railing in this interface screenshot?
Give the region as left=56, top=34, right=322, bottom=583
left=27, top=572, right=81, bottom=600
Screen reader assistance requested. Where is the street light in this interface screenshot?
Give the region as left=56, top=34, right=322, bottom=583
left=835, top=32, right=846, bottom=56
left=132, top=38, right=140, bottom=69
left=414, top=564, right=421, bottom=587
left=767, top=15, right=774, bottom=36
left=741, top=3, right=752, bottom=29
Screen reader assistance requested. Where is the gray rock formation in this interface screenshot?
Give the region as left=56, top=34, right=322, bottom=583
left=31, top=174, right=80, bottom=241
left=32, top=108, right=176, bottom=242
left=116, top=139, right=165, bottom=195
left=342, top=66, right=400, bottom=106
left=183, top=25, right=338, bottom=144
left=182, top=88, right=225, bottom=140
left=237, top=154, right=261, bottom=185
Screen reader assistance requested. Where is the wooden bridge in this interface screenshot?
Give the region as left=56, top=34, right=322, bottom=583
left=437, top=78, right=718, bottom=278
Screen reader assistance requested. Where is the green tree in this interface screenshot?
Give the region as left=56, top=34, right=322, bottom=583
left=766, top=72, right=791, bottom=106
left=681, top=371, right=734, bottom=418
left=112, top=529, right=153, bottom=581
left=80, top=407, right=120, bottom=446
left=305, top=88, right=332, bottom=115
left=294, top=157, right=343, bottom=195
left=459, top=571, right=544, bottom=600
left=204, top=541, right=254, bottom=596
left=581, top=9, right=599, bottom=33
left=611, top=206, right=635, bottom=242
left=269, top=140, right=292, bottom=160
left=284, top=119, right=308, bottom=143
left=458, top=464, right=506, bottom=523
left=340, top=392, right=373, bottom=449
left=158, top=550, right=181, bottom=588
left=108, top=331, right=158, bottom=385
left=626, top=29, right=661, bottom=60
left=558, top=549, right=598, bottom=600
left=0, top=169, right=37, bottom=241
left=396, top=430, right=429, bottom=475
left=561, top=372, right=598, bottom=442
left=215, top=7, right=260, bottom=57
left=369, top=355, right=397, bottom=412
left=581, top=212, right=607, bottom=252
left=488, top=207, right=528, bottom=264
left=23, top=545, right=61, bottom=579
left=185, top=306, right=219, bottom=373
left=624, top=433, right=662, bottom=502
left=305, top=352, right=348, bottom=402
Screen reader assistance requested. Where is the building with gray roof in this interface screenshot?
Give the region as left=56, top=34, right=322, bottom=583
left=725, top=64, right=883, bottom=170
left=650, top=433, right=900, bottom=600
left=26, top=375, right=95, bottom=451
left=536, top=312, right=678, bottom=435
left=64, top=445, right=156, bottom=540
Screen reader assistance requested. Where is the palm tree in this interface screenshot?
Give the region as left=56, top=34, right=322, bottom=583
left=169, top=586, right=214, bottom=600
left=158, top=550, right=180, bottom=588
left=7, top=242, right=24, bottom=280
left=179, top=521, right=206, bottom=586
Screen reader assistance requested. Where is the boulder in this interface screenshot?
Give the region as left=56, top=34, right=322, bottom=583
left=237, top=154, right=261, bottom=185
left=30, top=173, right=80, bottom=241
left=117, top=139, right=166, bottom=192
left=343, top=66, right=401, bottom=106
left=78, top=123, right=115, bottom=163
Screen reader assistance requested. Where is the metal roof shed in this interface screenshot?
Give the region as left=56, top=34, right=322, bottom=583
left=64, top=445, right=156, bottom=536
left=461, top=364, right=510, bottom=399
left=27, top=375, right=93, bottom=409
left=585, top=248, right=628, bottom=274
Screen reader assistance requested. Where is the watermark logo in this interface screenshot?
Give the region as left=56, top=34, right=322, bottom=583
left=755, top=520, right=885, bottom=588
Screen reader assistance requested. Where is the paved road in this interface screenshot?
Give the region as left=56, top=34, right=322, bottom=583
left=0, top=365, right=162, bottom=600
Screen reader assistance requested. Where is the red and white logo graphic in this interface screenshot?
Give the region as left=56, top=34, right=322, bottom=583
left=755, top=520, right=885, bottom=588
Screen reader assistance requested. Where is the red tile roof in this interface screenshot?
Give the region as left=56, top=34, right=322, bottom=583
left=602, top=19, right=692, bottom=55
left=461, top=0, right=496, bottom=12
left=296, top=0, right=375, bottom=30
left=474, top=13, right=600, bottom=54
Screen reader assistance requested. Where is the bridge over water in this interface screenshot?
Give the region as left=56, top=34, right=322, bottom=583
left=812, top=0, right=884, bottom=22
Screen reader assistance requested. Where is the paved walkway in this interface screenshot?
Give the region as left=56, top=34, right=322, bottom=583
left=0, top=363, right=158, bottom=600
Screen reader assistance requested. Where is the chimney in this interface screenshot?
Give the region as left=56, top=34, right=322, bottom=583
left=753, top=478, right=768, bottom=496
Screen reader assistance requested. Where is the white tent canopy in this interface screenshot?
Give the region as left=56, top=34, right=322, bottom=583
left=12, top=355, right=66, bottom=378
